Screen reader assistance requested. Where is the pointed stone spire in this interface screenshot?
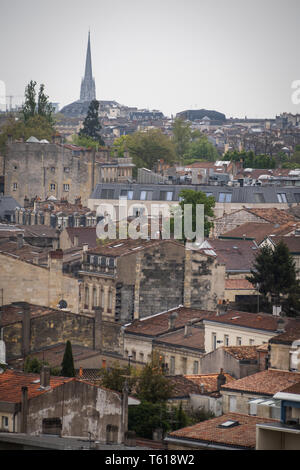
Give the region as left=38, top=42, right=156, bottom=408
left=80, top=31, right=96, bottom=102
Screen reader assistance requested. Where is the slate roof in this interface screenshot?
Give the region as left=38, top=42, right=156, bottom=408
left=221, top=369, right=300, bottom=396
left=90, top=183, right=300, bottom=204
left=0, top=369, right=74, bottom=403
left=65, top=227, right=98, bottom=248
left=167, top=412, right=276, bottom=449
left=0, top=196, right=21, bottom=219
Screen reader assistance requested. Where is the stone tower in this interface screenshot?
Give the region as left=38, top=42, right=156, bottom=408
left=80, top=31, right=96, bottom=102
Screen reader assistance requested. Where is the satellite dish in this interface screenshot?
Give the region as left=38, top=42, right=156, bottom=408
left=58, top=300, right=67, bottom=309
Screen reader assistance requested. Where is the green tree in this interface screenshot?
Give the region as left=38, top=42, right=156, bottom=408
left=172, top=118, right=192, bottom=162
left=170, top=189, right=215, bottom=240
left=78, top=99, right=104, bottom=146
left=24, top=356, right=61, bottom=376
left=22, top=81, right=54, bottom=124
left=184, top=135, right=219, bottom=162
left=111, top=135, right=128, bottom=157
left=60, top=341, right=75, bottom=377
left=135, top=363, right=173, bottom=403
left=126, top=128, right=176, bottom=171
left=98, top=362, right=136, bottom=393
left=247, top=241, right=300, bottom=316
left=128, top=401, right=171, bottom=439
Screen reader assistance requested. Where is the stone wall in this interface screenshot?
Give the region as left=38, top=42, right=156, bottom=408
left=0, top=252, right=80, bottom=313
left=199, top=348, right=259, bottom=379
left=4, top=142, right=105, bottom=206
left=212, top=209, right=268, bottom=237
left=26, top=380, right=123, bottom=442
left=184, top=250, right=225, bottom=310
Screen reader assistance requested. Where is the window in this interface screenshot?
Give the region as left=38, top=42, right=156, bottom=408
left=277, top=193, right=287, bottom=203
left=170, top=356, right=175, bottom=375
left=84, top=286, right=89, bottom=309
left=212, top=333, right=217, bottom=350
left=160, top=191, right=173, bottom=201
left=101, top=189, right=114, bottom=199
left=106, top=425, right=118, bottom=444
left=2, top=416, right=8, bottom=429
left=139, top=352, right=144, bottom=362
left=12, top=183, right=17, bottom=191
left=140, top=190, right=153, bottom=201
left=253, top=193, right=265, bottom=203
left=294, top=193, right=300, bottom=203
left=229, top=395, right=237, bottom=412
left=224, top=334, right=229, bottom=346
left=42, top=418, right=62, bottom=436
left=64, top=167, right=70, bottom=173
left=193, top=361, right=199, bottom=374
left=120, top=189, right=133, bottom=200
left=249, top=339, right=254, bottom=345
left=236, top=337, right=242, bottom=346
left=181, top=357, right=187, bottom=374
left=50, top=167, right=55, bottom=172
left=50, top=183, right=56, bottom=191
left=219, top=193, right=232, bottom=203
left=63, top=184, right=70, bottom=192
left=93, top=287, right=97, bottom=308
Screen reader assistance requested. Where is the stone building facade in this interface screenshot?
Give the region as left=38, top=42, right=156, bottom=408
left=3, top=140, right=111, bottom=206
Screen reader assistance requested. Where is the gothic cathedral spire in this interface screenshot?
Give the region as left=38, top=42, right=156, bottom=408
left=80, top=31, right=96, bottom=102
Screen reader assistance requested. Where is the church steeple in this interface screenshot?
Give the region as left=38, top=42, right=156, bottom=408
left=80, top=31, right=96, bottom=102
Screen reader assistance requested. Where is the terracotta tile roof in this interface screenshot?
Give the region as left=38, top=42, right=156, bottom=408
left=203, top=309, right=282, bottom=332
left=87, top=238, right=183, bottom=257
left=222, top=346, right=259, bottom=361
left=221, top=221, right=298, bottom=244
left=205, top=239, right=258, bottom=271
left=225, top=279, right=255, bottom=290
left=0, top=240, right=51, bottom=263
left=184, top=373, right=235, bottom=393
left=281, top=382, right=300, bottom=395
left=245, top=208, right=297, bottom=225
left=168, top=412, right=276, bottom=449
left=221, top=369, right=300, bottom=396
left=0, top=369, right=74, bottom=403
left=267, top=236, right=300, bottom=253
left=154, top=327, right=205, bottom=351
left=125, top=307, right=216, bottom=337
left=167, top=375, right=202, bottom=397
left=269, top=319, right=300, bottom=345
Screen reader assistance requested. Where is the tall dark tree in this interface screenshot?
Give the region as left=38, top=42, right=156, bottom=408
left=22, top=80, right=37, bottom=122
left=79, top=99, right=104, bottom=145
left=61, top=341, right=75, bottom=377
left=37, top=84, right=54, bottom=124
left=247, top=241, right=300, bottom=316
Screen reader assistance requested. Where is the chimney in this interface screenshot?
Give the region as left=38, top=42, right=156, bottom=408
left=217, top=368, right=226, bottom=391
left=19, top=302, right=31, bottom=357
left=40, top=365, right=51, bottom=388
left=184, top=321, right=192, bottom=338
left=273, top=305, right=282, bottom=316
left=200, top=383, right=205, bottom=394
left=48, top=249, right=63, bottom=272
left=94, top=307, right=103, bottom=351
left=168, top=312, right=178, bottom=330
left=17, top=233, right=24, bottom=249
left=74, top=235, right=79, bottom=247
left=21, top=386, right=28, bottom=433
left=83, top=243, right=89, bottom=252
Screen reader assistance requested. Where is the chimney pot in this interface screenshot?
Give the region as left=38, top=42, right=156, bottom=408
left=40, top=365, right=51, bottom=388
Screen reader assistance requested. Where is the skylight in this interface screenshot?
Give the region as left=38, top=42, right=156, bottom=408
left=218, top=420, right=239, bottom=428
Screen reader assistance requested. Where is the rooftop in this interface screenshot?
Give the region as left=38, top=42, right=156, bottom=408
left=154, top=326, right=205, bottom=351
left=221, top=221, right=298, bottom=244
left=203, top=309, right=283, bottom=333
left=184, top=373, right=235, bottom=393
left=222, top=346, right=260, bottom=361
left=125, top=307, right=215, bottom=337
left=202, top=239, right=259, bottom=272
left=87, top=238, right=183, bottom=257
left=221, top=369, right=300, bottom=396
left=0, top=369, right=74, bottom=403
left=167, top=412, right=276, bottom=449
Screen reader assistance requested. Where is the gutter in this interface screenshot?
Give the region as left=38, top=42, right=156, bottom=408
left=164, top=436, right=248, bottom=450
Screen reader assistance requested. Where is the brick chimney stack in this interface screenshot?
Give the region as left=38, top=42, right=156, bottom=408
left=40, top=365, right=51, bottom=388
left=21, top=386, right=28, bottom=433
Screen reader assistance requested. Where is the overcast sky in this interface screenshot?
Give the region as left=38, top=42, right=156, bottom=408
left=1, top=0, right=300, bottom=118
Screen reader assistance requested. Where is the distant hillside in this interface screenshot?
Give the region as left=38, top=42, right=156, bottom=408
left=176, top=109, right=226, bottom=122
